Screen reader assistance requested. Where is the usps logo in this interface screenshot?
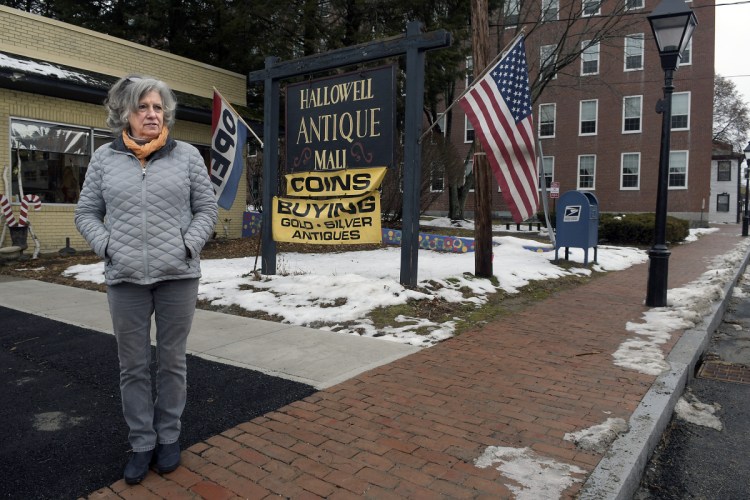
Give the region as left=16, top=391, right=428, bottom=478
left=563, top=205, right=581, bottom=222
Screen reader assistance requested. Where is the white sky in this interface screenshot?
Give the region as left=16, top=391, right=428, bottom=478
left=715, top=0, right=750, bottom=106
left=55, top=221, right=750, bottom=496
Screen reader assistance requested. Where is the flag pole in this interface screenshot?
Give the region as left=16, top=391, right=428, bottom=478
left=536, top=138, right=555, bottom=246
left=213, top=87, right=264, bottom=148
left=418, top=29, right=526, bottom=144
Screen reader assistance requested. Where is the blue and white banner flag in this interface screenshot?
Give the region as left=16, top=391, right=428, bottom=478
left=211, top=90, right=248, bottom=210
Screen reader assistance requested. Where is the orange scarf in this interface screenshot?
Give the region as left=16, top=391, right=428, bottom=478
left=122, top=127, right=169, bottom=165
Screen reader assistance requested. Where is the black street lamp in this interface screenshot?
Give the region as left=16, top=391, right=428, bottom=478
left=645, top=0, right=698, bottom=307
left=743, top=141, right=750, bottom=236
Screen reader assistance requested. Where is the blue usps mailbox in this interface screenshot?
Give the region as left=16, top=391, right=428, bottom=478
left=555, top=191, right=599, bottom=265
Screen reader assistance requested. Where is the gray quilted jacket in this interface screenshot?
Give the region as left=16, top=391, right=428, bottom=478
left=75, top=135, right=218, bottom=286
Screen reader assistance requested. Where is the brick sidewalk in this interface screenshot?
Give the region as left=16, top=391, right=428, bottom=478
left=87, top=226, right=744, bottom=499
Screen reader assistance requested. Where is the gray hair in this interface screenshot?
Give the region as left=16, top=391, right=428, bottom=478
left=104, top=74, right=177, bottom=134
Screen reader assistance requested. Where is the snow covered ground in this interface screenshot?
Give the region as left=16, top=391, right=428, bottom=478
left=63, top=217, right=654, bottom=347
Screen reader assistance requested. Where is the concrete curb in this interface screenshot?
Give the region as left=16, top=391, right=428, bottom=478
left=579, top=243, right=750, bottom=499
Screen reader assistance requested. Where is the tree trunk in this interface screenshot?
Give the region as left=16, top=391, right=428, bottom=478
left=470, top=0, right=492, bottom=278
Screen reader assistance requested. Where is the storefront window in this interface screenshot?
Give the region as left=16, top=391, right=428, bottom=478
left=10, top=119, right=112, bottom=204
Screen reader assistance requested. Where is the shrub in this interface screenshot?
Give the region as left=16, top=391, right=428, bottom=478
left=599, top=213, right=689, bottom=246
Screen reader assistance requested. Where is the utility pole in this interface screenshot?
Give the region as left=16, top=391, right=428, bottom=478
left=471, top=0, right=493, bottom=278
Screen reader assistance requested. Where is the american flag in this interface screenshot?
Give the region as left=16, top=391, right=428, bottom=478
left=459, top=36, right=538, bottom=223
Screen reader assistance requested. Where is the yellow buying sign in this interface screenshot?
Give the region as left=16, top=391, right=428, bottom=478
left=284, top=167, right=387, bottom=197
left=272, top=192, right=381, bottom=244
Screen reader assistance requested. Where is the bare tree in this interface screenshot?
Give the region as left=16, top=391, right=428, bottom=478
left=381, top=133, right=460, bottom=223
left=713, top=74, right=750, bottom=152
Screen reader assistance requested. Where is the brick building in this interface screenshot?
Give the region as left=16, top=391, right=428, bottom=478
left=0, top=5, right=249, bottom=254
left=429, top=0, right=715, bottom=225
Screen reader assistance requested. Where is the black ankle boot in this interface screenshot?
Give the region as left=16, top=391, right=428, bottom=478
left=123, top=449, right=153, bottom=485
left=153, top=442, right=181, bottom=474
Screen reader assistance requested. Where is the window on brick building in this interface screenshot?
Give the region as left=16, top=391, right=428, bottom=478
left=671, top=92, right=690, bottom=130
left=581, top=41, right=600, bottom=75
left=541, top=156, right=554, bottom=189
left=679, top=38, right=692, bottom=66
left=669, top=151, right=688, bottom=188
left=464, top=115, right=475, bottom=143
left=430, top=162, right=445, bottom=192
left=626, top=0, right=644, bottom=10
left=466, top=159, right=475, bottom=192
left=504, top=0, right=520, bottom=26
left=539, top=103, right=556, bottom=137
left=429, top=113, right=447, bottom=145
left=717, top=160, right=732, bottom=181
left=542, top=0, right=559, bottom=21
left=579, top=100, right=598, bottom=135
left=463, top=58, right=475, bottom=144
left=540, top=45, right=557, bottom=80
left=578, top=155, right=596, bottom=189
left=623, top=95, right=642, bottom=133
left=9, top=118, right=113, bottom=205
left=624, top=34, right=644, bottom=71
left=582, top=0, right=601, bottom=16
left=621, top=153, right=640, bottom=189
left=465, top=56, right=474, bottom=88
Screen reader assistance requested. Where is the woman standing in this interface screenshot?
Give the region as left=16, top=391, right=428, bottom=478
left=75, top=75, right=218, bottom=484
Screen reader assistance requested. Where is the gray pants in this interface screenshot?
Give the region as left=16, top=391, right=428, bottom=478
left=107, top=278, right=199, bottom=452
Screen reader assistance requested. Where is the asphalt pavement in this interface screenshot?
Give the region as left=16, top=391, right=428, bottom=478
left=634, top=266, right=750, bottom=499
left=0, top=305, right=316, bottom=499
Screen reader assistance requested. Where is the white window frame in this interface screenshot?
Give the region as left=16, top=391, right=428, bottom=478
left=620, top=152, right=641, bottom=190
left=679, top=37, right=692, bottom=66
left=542, top=0, right=559, bottom=21
left=578, top=155, right=596, bottom=190
left=581, top=41, right=600, bottom=75
left=540, top=45, right=557, bottom=80
left=430, top=164, right=445, bottom=192
left=668, top=150, right=689, bottom=189
left=624, top=34, right=644, bottom=71
left=539, top=103, right=556, bottom=138
left=671, top=91, right=690, bottom=131
left=717, top=160, right=732, bottom=182
left=625, top=0, right=644, bottom=10
left=622, top=95, right=643, bottom=133
left=540, top=156, right=555, bottom=190
left=582, top=0, right=601, bottom=16
left=579, top=99, right=598, bottom=136
left=464, top=115, right=474, bottom=143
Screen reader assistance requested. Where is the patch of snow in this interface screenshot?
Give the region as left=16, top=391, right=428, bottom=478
left=675, top=392, right=723, bottom=431
left=474, top=446, right=587, bottom=500
left=563, top=418, right=629, bottom=454
left=613, top=237, right=750, bottom=375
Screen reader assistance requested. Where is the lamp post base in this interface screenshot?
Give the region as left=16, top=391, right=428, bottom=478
left=743, top=215, right=749, bottom=237
left=646, top=247, right=671, bottom=307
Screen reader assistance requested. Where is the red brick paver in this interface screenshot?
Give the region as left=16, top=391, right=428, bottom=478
left=87, top=225, right=745, bottom=499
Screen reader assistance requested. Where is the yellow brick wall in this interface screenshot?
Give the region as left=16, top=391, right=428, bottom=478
left=0, top=5, right=245, bottom=104
left=0, top=89, right=247, bottom=254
